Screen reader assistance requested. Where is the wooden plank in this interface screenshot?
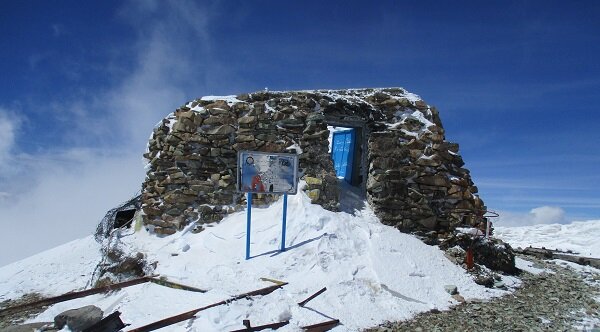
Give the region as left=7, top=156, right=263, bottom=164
left=148, top=277, right=206, bottom=293
left=0, top=277, right=151, bottom=316
left=298, top=287, right=327, bottom=307
left=127, top=283, right=287, bottom=332
left=259, top=277, right=287, bottom=286
left=302, top=319, right=340, bottom=332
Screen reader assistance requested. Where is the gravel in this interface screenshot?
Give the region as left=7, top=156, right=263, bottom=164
left=367, top=255, right=600, bottom=332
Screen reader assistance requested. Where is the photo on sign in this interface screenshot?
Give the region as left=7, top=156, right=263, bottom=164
left=237, top=151, right=299, bottom=194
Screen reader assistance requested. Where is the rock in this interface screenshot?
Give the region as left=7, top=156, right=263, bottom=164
left=452, top=294, right=466, bottom=303
left=155, top=227, right=177, bottom=235
left=238, top=116, right=256, bottom=125
left=444, top=285, right=458, bottom=295
left=54, top=305, right=103, bottom=331
left=205, top=125, right=235, bottom=135
left=306, top=189, right=320, bottom=202
left=418, top=216, right=437, bottom=230
left=493, top=280, right=506, bottom=289
left=304, top=176, right=323, bottom=186
left=474, top=275, right=494, bottom=288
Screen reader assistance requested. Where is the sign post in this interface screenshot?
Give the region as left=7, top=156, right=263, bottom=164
left=238, top=151, right=298, bottom=260
left=280, top=193, right=288, bottom=252
left=246, top=192, right=252, bottom=260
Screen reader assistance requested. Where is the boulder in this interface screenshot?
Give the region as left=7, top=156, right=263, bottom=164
left=54, top=305, right=103, bottom=331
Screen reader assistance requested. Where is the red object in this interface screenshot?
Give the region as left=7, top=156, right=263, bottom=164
left=251, top=175, right=265, bottom=192
left=466, top=247, right=474, bottom=270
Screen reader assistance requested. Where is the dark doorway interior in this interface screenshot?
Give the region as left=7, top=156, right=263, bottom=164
left=114, top=209, right=136, bottom=229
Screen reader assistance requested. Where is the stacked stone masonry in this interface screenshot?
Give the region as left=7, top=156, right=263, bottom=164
left=141, top=88, right=485, bottom=235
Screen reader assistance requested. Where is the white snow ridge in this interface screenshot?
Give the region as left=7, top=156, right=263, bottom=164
left=0, top=184, right=515, bottom=331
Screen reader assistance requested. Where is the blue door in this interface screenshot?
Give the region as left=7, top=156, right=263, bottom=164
left=331, top=129, right=355, bottom=183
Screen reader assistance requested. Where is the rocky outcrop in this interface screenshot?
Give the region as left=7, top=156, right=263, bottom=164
left=141, top=88, right=486, bottom=235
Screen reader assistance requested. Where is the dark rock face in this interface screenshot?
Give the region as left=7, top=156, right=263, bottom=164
left=141, top=88, right=486, bottom=235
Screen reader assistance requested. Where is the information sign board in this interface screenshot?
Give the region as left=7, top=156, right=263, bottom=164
left=237, top=151, right=299, bottom=194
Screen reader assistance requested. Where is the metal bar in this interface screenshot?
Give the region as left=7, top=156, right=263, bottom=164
left=246, top=192, right=252, bottom=260
left=298, top=287, right=327, bottom=307
left=302, top=319, right=340, bottom=332
left=0, top=277, right=151, bottom=316
left=148, top=277, right=206, bottom=293
left=127, top=283, right=287, bottom=332
left=230, top=320, right=289, bottom=332
left=280, top=193, right=288, bottom=252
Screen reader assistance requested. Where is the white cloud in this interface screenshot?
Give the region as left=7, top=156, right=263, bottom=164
left=0, top=150, right=145, bottom=266
left=0, top=110, right=18, bottom=168
left=529, top=206, right=565, bottom=224
left=0, top=1, right=219, bottom=267
left=496, top=206, right=566, bottom=227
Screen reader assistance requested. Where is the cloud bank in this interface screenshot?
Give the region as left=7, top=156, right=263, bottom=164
left=0, top=1, right=217, bottom=267
left=497, top=206, right=567, bottom=227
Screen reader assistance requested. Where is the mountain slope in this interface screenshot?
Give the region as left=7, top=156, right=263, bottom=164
left=1, top=185, right=516, bottom=331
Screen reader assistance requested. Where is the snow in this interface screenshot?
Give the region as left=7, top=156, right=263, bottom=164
left=3, top=182, right=598, bottom=330
left=200, top=95, right=242, bottom=104
left=514, top=257, right=552, bottom=275
left=495, top=220, right=600, bottom=257
left=0, top=184, right=508, bottom=331
left=0, top=237, right=100, bottom=301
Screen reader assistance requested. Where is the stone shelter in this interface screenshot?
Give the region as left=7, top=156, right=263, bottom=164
left=141, top=88, right=485, bottom=236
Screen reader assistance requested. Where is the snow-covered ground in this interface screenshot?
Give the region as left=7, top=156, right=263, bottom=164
left=0, top=184, right=514, bottom=331
left=495, top=220, right=600, bottom=257
left=1, top=186, right=598, bottom=331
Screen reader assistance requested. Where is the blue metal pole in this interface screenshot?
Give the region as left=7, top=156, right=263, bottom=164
left=280, top=193, right=288, bottom=252
left=246, top=192, right=252, bottom=260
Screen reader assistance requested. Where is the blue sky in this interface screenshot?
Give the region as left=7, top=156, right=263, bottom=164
left=1, top=0, right=599, bottom=265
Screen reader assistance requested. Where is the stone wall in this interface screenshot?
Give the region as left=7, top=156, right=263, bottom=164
left=141, top=88, right=485, bottom=235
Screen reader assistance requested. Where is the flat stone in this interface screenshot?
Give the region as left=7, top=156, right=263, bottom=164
left=444, top=285, right=458, bottom=295
left=304, top=176, right=323, bottom=186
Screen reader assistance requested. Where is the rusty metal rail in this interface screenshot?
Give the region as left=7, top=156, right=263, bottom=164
left=302, top=319, right=340, bottom=332
left=127, top=282, right=288, bottom=332
left=298, top=287, right=327, bottom=307
left=0, top=276, right=206, bottom=317
left=230, top=320, right=290, bottom=331
left=228, top=318, right=339, bottom=332
left=0, top=276, right=151, bottom=317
